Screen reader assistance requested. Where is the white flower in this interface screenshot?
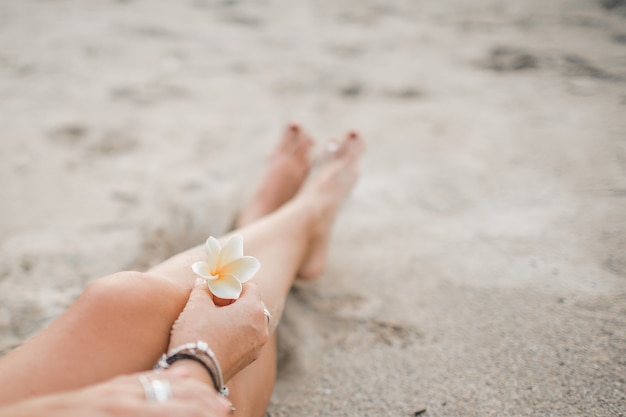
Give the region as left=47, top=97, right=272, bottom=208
left=192, top=235, right=260, bottom=300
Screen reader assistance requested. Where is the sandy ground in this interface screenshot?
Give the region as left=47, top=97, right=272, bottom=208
left=1, top=0, right=626, bottom=416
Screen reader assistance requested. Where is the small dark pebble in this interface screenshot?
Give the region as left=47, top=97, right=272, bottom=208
left=339, top=82, right=364, bottom=97
left=48, top=124, right=88, bottom=145
left=600, top=0, right=625, bottom=10
left=386, top=87, right=423, bottom=99
left=563, top=54, right=615, bottom=80
left=414, top=408, right=427, bottom=416
left=613, top=33, right=626, bottom=44
left=486, top=47, right=537, bottom=72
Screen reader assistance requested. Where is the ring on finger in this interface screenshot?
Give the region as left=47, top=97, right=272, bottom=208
left=263, top=308, right=271, bottom=326
left=151, top=379, right=172, bottom=403
left=139, top=375, right=155, bottom=402
left=139, top=375, right=172, bottom=403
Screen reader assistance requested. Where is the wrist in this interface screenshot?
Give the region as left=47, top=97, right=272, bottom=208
left=155, top=341, right=229, bottom=397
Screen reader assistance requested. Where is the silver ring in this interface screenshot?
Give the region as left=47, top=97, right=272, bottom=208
left=151, top=379, right=172, bottom=403
left=263, top=308, right=271, bottom=326
left=139, top=375, right=172, bottom=403
left=139, top=375, right=155, bottom=402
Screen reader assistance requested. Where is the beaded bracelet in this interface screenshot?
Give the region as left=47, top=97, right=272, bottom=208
left=155, top=341, right=229, bottom=397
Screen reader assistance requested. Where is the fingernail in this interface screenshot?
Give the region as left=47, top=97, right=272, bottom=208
left=194, top=278, right=204, bottom=287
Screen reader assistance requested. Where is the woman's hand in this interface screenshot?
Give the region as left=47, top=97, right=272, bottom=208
left=168, top=279, right=270, bottom=382
left=0, top=368, right=232, bottom=417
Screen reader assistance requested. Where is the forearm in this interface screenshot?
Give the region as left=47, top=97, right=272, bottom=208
left=0, top=369, right=231, bottom=417
left=0, top=391, right=74, bottom=417
left=0, top=402, right=30, bottom=417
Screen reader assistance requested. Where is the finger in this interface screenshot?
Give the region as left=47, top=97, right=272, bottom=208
left=238, top=281, right=261, bottom=300
left=138, top=371, right=231, bottom=412
left=234, top=283, right=266, bottom=318
left=235, top=282, right=271, bottom=331
left=145, top=401, right=230, bottom=417
left=158, top=375, right=232, bottom=415
left=189, top=278, right=217, bottom=308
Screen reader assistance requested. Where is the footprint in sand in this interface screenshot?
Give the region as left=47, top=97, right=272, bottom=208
left=89, top=129, right=139, bottom=156
left=48, top=124, right=139, bottom=157
left=483, top=46, right=537, bottom=72
left=599, top=0, right=626, bottom=12
left=291, top=286, right=422, bottom=348
left=561, top=54, right=620, bottom=81
left=110, top=83, right=189, bottom=106
left=47, top=123, right=89, bottom=146
left=360, top=318, right=423, bottom=348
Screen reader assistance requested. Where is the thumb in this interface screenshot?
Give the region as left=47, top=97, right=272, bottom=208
left=189, top=278, right=216, bottom=306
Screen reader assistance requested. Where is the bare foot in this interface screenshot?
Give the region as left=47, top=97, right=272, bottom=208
left=236, top=124, right=314, bottom=227
left=296, top=131, right=365, bottom=280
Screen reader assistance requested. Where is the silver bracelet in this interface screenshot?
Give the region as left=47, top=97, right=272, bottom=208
left=155, top=341, right=229, bottom=397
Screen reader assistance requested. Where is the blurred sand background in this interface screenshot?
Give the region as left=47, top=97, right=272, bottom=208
left=1, top=0, right=626, bottom=416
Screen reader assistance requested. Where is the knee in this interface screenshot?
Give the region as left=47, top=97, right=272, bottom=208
left=81, top=271, right=189, bottom=317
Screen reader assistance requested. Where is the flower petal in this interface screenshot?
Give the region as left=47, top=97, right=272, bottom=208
left=221, top=256, right=260, bottom=283
left=205, top=236, right=221, bottom=273
left=191, top=261, right=213, bottom=279
left=219, top=235, right=244, bottom=267
left=207, top=274, right=243, bottom=300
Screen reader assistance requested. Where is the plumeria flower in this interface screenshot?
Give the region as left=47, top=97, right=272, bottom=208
left=192, top=235, right=260, bottom=300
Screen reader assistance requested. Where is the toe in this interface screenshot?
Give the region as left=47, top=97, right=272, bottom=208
left=332, top=131, right=358, bottom=158
left=316, top=131, right=363, bottom=166
left=325, top=138, right=341, bottom=155
left=278, top=123, right=300, bottom=152
left=294, top=131, right=314, bottom=159
left=344, top=130, right=365, bottom=158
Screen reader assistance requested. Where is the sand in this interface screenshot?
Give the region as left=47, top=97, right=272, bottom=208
left=1, top=0, right=625, bottom=416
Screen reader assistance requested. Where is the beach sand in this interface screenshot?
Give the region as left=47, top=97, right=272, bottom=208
left=1, top=0, right=625, bottom=415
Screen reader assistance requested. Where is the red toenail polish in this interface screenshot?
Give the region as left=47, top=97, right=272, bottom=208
left=349, top=131, right=358, bottom=139
left=290, top=124, right=299, bottom=132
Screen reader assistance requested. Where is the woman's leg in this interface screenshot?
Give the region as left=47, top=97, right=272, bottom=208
left=0, top=128, right=363, bottom=413
left=209, top=131, right=363, bottom=417
left=235, top=123, right=313, bottom=228
left=0, top=125, right=313, bottom=405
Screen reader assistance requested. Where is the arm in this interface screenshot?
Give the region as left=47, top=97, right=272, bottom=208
left=0, top=280, right=269, bottom=416
left=0, top=369, right=231, bottom=417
